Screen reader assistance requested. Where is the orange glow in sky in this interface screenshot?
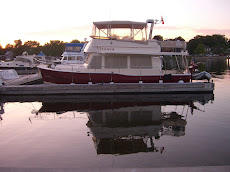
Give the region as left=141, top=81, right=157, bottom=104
left=0, top=0, right=230, bottom=48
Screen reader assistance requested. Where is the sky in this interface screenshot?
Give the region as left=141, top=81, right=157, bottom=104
left=0, top=0, right=230, bottom=48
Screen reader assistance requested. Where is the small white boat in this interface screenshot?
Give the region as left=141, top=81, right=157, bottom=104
left=0, top=69, right=42, bottom=85
left=192, top=71, right=212, bottom=81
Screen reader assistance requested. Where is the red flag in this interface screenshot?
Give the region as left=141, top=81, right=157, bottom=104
left=161, top=16, right=164, bottom=24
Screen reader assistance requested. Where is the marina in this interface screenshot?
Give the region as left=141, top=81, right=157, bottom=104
left=0, top=18, right=229, bottom=171
left=0, top=19, right=215, bottom=94
left=0, top=0, right=230, bottom=170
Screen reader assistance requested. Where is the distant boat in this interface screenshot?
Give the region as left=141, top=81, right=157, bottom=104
left=34, top=51, right=58, bottom=65
left=53, top=43, right=87, bottom=65
left=0, top=51, right=59, bottom=75
left=0, top=51, right=37, bottom=74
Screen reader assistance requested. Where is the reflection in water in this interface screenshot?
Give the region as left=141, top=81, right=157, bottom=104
left=85, top=94, right=213, bottom=155
left=0, top=94, right=214, bottom=155
left=86, top=103, right=163, bottom=155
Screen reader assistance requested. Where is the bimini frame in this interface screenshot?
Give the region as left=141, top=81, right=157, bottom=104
left=91, top=21, right=148, bottom=41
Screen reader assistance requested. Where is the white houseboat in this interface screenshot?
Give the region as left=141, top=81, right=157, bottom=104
left=38, top=19, right=191, bottom=84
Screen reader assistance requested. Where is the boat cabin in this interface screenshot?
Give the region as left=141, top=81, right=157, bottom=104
left=60, top=43, right=87, bottom=64
left=83, top=20, right=188, bottom=74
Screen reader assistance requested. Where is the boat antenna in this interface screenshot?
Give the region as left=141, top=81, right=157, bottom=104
left=147, top=17, right=164, bottom=40
left=147, top=19, right=154, bottom=40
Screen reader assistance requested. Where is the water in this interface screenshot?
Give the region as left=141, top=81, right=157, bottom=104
left=0, top=57, right=230, bottom=169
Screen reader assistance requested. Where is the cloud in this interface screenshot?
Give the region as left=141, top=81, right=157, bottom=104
left=193, top=28, right=230, bottom=37
left=154, top=26, right=230, bottom=40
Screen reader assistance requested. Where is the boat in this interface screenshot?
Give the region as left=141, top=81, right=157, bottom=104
left=0, top=51, right=38, bottom=75
left=38, top=19, right=192, bottom=84
left=34, top=51, right=58, bottom=65
left=192, top=71, right=212, bottom=81
left=53, top=43, right=87, bottom=65
left=0, top=51, right=59, bottom=75
left=0, top=69, right=42, bottom=85
left=189, top=60, right=212, bottom=81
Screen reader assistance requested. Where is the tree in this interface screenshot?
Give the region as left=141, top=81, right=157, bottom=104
left=187, top=34, right=229, bottom=55
left=174, top=36, right=185, bottom=41
left=42, top=40, right=65, bottom=57
left=70, top=39, right=80, bottom=43
left=194, top=43, right=205, bottom=55
left=13, top=39, right=24, bottom=56
left=24, top=41, right=41, bottom=55
left=211, top=34, right=228, bottom=55
left=153, top=35, right=163, bottom=41
left=0, top=44, right=4, bottom=55
left=5, top=44, right=14, bottom=51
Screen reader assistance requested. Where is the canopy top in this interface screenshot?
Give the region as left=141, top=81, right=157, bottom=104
left=93, top=21, right=147, bottom=30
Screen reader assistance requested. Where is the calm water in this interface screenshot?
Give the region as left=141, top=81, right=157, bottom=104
left=0, top=58, right=230, bottom=169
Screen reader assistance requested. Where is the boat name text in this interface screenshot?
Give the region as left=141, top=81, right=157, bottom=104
left=98, top=47, right=115, bottom=51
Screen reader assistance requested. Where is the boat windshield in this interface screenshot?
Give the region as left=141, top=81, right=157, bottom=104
left=91, top=21, right=148, bottom=41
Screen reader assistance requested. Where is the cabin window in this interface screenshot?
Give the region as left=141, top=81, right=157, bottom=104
left=77, top=56, right=82, bottom=60
left=68, top=56, right=75, bottom=61
left=88, top=55, right=102, bottom=69
left=66, top=46, right=82, bottom=52
left=104, top=54, right=127, bottom=69
left=130, top=55, right=152, bottom=69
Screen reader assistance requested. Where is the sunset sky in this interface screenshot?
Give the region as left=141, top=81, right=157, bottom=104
left=1, top=0, right=230, bottom=48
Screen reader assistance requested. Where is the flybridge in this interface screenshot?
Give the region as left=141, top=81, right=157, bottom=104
left=91, top=20, right=152, bottom=41
left=91, top=19, right=164, bottom=41
left=93, top=21, right=147, bottom=29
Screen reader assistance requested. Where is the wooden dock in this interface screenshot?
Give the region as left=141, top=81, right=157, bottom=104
left=0, top=82, right=214, bottom=95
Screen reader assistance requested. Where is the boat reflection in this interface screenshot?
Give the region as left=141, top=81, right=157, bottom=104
left=0, top=93, right=214, bottom=155
left=84, top=94, right=209, bottom=155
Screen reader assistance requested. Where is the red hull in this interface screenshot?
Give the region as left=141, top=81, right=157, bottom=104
left=39, top=68, right=191, bottom=84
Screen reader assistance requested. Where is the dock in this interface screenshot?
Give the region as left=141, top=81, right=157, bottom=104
left=0, top=82, right=214, bottom=95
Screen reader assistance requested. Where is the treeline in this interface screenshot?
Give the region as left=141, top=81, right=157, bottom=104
left=187, top=34, right=230, bottom=55
left=0, top=39, right=84, bottom=57
left=154, top=34, right=230, bottom=56
left=0, top=34, right=229, bottom=57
